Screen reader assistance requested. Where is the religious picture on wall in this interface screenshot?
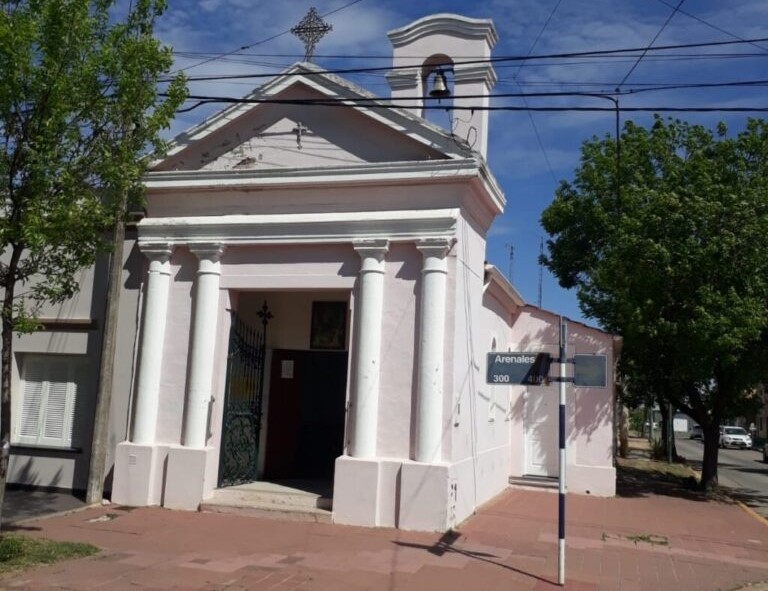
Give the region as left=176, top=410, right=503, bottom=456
left=310, top=301, right=347, bottom=350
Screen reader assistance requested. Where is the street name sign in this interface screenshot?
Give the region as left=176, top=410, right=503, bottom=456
left=486, top=352, right=552, bottom=385
left=573, top=354, right=607, bottom=388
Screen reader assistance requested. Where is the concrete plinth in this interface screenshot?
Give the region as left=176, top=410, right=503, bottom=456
left=332, top=456, right=381, bottom=527
left=398, top=461, right=450, bottom=531
left=332, top=456, right=404, bottom=527
left=568, top=464, right=616, bottom=497
left=112, top=442, right=169, bottom=506
left=163, top=446, right=218, bottom=510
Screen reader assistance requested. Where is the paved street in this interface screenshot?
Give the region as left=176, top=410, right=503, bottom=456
left=676, top=436, right=768, bottom=518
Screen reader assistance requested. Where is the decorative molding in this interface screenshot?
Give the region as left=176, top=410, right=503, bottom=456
left=146, top=159, right=482, bottom=190
left=388, top=14, right=498, bottom=48
left=453, top=63, right=498, bottom=87
left=138, top=209, right=459, bottom=247
left=138, top=242, right=174, bottom=262
left=353, top=239, right=390, bottom=262
left=416, top=237, right=455, bottom=259
left=189, top=242, right=226, bottom=262
left=385, top=69, right=420, bottom=90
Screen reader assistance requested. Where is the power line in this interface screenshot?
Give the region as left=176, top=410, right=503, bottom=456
left=618, top=0, right=685, bottom=88
left=173, top=0, right=366, bottom=74
left=654, top=0, right=768, bottom=53
left=513, top=0, right=564, bottom=184
left=161, top=36, right=768, bottom=83
left=171, top=80, right=768, bottom=105
left=171, top=92, right=768, bottom=114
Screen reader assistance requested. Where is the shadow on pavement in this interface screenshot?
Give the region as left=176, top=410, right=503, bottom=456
left=4, top=487, right=87, bottom=526
left=392, top=529, right=555, bottom=586
left=616, top=463, right=722, bottom=502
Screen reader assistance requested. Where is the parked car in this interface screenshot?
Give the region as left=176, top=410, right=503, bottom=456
left=690, top=425, right=702, bottom=440
left=719, top=426, right=752, bottom=449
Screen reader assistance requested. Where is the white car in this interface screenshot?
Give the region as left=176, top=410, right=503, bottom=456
left=719, top=426, right=752, bottom=449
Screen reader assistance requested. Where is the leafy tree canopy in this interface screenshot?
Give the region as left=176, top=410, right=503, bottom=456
left=0, top=0, right=185, bottom=526
left=0, top=0, right=186, bottom=318
left=541, top=116, right=768, bottom=487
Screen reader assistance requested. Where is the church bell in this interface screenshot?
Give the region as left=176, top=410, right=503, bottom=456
left=428, top=69, right=451, bottom=99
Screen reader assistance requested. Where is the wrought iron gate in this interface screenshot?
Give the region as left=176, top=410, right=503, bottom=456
left=218, top=303, right=272, bottom=487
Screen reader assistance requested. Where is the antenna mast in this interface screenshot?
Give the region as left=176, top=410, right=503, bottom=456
left=538, top=237, right=544, bottom=307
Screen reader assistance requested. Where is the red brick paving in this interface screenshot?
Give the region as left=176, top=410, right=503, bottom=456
left=2, top=488, right=767, bottom=590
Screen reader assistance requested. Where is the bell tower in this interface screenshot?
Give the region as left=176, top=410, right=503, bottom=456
left=386, top=14, right=498, bottom=158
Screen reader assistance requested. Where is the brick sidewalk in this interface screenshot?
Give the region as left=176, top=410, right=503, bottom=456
left=2, top=487, right=768, bottom=590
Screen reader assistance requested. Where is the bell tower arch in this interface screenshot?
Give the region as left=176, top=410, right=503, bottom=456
left=386, top=14, right=498, bottom=157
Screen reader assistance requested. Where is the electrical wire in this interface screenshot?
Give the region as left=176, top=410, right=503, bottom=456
left=170, top=80, right=768, bottom=109
left=161, top=36, right=768, bottom=83
left=168, top=91, right=768, bottom=114
left=654, top=0, right=768, bottom=53
left=618, top=0, right=685, bottom=88
left=512, top=0, right=565, bottom=184
left=173, top=0, right=367, bottom=74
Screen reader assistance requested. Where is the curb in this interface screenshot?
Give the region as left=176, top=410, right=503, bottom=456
left=6, top=502, right=104, bottom=528
left=736, top=501, right=768, bottom=530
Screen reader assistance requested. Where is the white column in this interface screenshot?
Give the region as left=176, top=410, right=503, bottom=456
left=414, top=238, right=452, bottom=464
left=132, top=244, right=174, bottom=445
left=350, top=239, right=389, bottom=458
left=183, top=243, right=226, bottom=448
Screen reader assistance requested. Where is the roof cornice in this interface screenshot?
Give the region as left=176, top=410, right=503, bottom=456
left=145, top=158, right=487, bottom=191
left=388, top=14, right=498, bottom=48
left=484, top=264, right=525, bottom=307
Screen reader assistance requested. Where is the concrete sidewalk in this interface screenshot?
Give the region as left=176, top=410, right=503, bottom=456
left=2, top=485, right=768, bottom=591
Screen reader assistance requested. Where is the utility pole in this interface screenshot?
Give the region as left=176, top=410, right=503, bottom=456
left=86, top=194, right=127, bottom=505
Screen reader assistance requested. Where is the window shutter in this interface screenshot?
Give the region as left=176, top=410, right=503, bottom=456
left=67, top=364, right=88, bottom=448
left=42, top=367, right=69, bottom=443
left=18, top=359, right=46, bottom=442
left=15, top=355, right=88, bottom=449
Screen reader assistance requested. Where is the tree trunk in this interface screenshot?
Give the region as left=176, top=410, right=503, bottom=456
left=0, top=247, right=21, bottom=532
left=659, top=402, right=669, bottom=460
left=86, top=210, right=127, bottom=505
left=700, top=422, right=720, bottom=490
left=619, top=404, right=629, bottom=458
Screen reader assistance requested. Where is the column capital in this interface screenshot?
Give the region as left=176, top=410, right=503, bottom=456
left=139, top=242, right=174, bottom=263
left=416, top=238, right=454, bottom=259
left=353, top=239, right=389, bottom=262
left=189, top=242, right=226, bottom=263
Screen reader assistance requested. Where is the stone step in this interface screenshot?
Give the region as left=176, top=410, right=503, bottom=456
left=508, top=475, right=559, bottom=490
left=205, top=486, right=332, bottom=510
left=199, top=500, right=332, bottom=523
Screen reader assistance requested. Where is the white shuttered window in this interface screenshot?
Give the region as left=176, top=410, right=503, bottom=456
left=15, top=355, right=87, bottom=449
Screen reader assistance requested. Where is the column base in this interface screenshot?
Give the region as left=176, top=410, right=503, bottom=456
left=112, top=442, right=169, bottom=507
left=398, top=461, right=451, bottom=531
left=333, top=456, right=402, bottom=528
left=163, top=445, right=218, bottom=510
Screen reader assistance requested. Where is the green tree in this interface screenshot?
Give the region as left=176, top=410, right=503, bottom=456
left=0, top=0, right=185, bottom=526
left=541, top=116, right=768, bottom=489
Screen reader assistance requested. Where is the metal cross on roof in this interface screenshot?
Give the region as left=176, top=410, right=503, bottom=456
left=290, top=7, right=332, bottom=62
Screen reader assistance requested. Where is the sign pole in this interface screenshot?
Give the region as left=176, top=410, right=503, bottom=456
left=558, top=316, right=567, bottom=586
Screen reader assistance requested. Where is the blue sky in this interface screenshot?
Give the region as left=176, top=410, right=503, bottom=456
left=156, top=0, right=768, bottom=327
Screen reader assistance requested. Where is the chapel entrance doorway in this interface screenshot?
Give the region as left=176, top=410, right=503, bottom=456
left=217, top=306, right=270, bottom=488
left=262, top=349, right=348, bottom=481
